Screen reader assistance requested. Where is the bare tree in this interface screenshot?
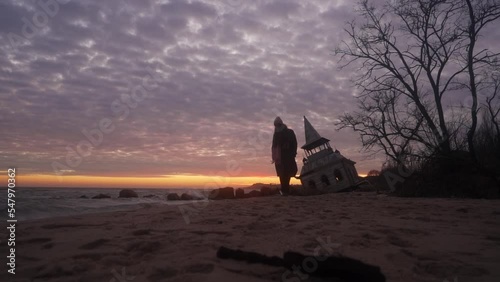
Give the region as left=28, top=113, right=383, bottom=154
left=475, top=75, right=500, bottom=173
left=478, top=72, right=500, bottom=157
left=336, top=0, right=500, bottom=165
left=460, top=0, right=500, bottom=163
left=485, top=74, right=500, bottom=139
left=337, top=89, right=426, bottom=165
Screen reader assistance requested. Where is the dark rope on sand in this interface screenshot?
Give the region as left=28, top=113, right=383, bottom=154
left=217, top=246, right=386, bottom=282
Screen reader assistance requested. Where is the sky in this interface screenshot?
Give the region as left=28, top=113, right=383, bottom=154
left=1, top=0, right=497, bottom=188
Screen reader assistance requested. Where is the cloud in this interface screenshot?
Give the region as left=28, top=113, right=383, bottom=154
left=2, top=0, right=496, bottom=184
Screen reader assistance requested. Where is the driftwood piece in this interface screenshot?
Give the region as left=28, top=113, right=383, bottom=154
left=216, top=246, right=385, bottom=282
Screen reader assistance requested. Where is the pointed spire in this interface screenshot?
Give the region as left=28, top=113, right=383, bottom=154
left=301, top=116, right=330, bottom=150
left=304, top=116, right=321, bottom=145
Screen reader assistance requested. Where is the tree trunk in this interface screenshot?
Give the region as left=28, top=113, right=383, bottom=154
left=465, top=0, right=478, bottom=165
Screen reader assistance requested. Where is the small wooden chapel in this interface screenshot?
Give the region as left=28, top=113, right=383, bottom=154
left=299, top=116, right=360, bottom=193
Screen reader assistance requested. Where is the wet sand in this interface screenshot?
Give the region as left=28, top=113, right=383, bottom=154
left=2, top=192, right=500, bottom=282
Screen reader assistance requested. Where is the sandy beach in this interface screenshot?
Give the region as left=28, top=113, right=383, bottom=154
left=2, top=192, right=500, bottom=282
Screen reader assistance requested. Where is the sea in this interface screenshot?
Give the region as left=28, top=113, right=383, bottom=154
left=0, top=187, right=213, bottom=221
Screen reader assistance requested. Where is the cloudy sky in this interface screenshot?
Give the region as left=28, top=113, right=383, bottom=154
left=4, top=0, right=494, bottom=188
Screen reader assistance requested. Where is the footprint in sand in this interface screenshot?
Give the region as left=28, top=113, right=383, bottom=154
left=148, top=266, right=178, bottom=280
left=362, top=232, right=380, bottom=240
left=72, top=253, right=104, bottom=260
left=350, top=239, right=370, bottom=247
left=35, top=262, right=90, bottom=279
left=398, top=228, right=430, bottom=236
left=41, top=223, right=102, bottom=229
left=485, top=235, right=500, bottom=244
left=184, top=263, right=214, bottom=274
left=132, top=229, right=151, bottom=236
left=42, top=242, right=54, bottom=249
left=78, top=239, right=110, bottom=250
left=413, top=261, right=489, bottom=278
left=386, top=234, right=412, bottom=248
left=19, top=255, right=41, bottom=262
left=101, top=255, right=133, bottom=267
left=125, top=241, right=161, bottom=254
left=20, top=237, right=52, bottom=244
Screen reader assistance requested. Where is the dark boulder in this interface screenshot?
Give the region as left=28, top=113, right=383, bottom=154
left=166, top=193, right=180, bottom=201
left=235, top=188, right=245, bottom=199
left=79, top=195, right=88, bottom=199
left=92, top=193, right=111, bottom=199
left=247, top=190, right=261, bottom=198
left=261, top=186, right=280, bottom=196
left=180, top=193, right=194, bottom=201
left=190, top=193, right=206, bottom=200
left=119, top=189, right=138, bottom=198
left=209, top=187, right=235, bottom=200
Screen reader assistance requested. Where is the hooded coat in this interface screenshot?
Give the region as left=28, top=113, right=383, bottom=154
left=272, top=125, right=298, bottom=177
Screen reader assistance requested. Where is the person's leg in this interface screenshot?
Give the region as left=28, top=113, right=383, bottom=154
left=280, top=176, right=291, bottom=195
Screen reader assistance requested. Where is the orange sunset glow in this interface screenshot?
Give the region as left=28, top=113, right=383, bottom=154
left=0, top=173, right=302, bottom=189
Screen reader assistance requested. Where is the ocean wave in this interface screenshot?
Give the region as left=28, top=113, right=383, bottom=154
left=0, top=187, right=209, bottom=221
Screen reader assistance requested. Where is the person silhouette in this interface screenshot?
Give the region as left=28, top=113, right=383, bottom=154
left=271, top=117, right=298, bottom=195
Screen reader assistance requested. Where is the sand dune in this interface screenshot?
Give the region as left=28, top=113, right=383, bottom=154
left=2, top=192, right=500, bottom=281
